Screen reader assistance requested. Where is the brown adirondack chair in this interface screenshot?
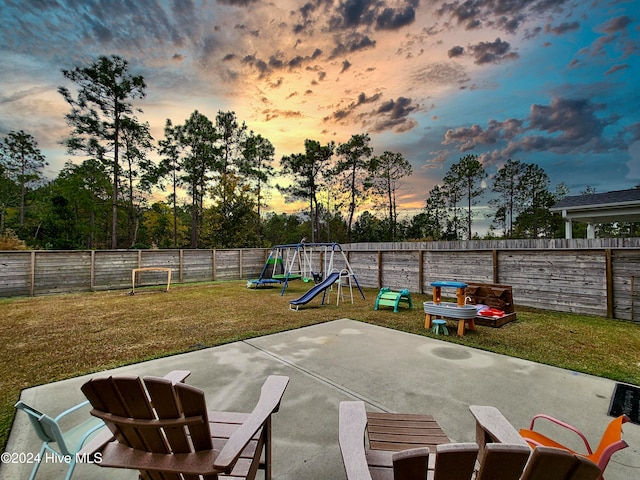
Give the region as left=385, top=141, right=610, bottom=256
left=431, top=443, right=600, bottom=480
left=80, top=371, right=289, bottom=480
left=339, top=401, right=602, bottom=480
left=519, top=446, right=602, bottom=480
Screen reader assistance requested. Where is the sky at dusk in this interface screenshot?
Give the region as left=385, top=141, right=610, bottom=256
left=1, top=0, right=639, bottom=230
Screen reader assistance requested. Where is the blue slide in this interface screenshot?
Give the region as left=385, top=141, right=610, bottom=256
left=289, top=272, right=341, bottom=310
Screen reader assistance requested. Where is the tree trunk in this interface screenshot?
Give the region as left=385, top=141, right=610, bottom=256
left=88, top=209, right=95, bottom=249
left=172, top=175, right=178, bottom=248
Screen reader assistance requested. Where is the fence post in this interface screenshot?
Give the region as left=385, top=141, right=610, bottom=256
left=419, top=250, right=424, bottom=294
left=606, top=249, right=613, bottom=318
left=492, top=250, right=499, bottom=283
left=212, top=249, right=217, bottom=281
left=30, top=251, right=35, bottom=296
left=90, top=250, right=95, bottom=291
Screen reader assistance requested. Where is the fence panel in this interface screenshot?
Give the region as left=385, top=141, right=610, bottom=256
left=0, top=251, right=32, bottom=296
left=214, top=250, right=241, bottom=280
left=422, top=251, right=495, bottom=290
left=497, top=250, right=607, bottom=316
left=242, top=249, right=269, bottom=280
left=33, top=251, right=92, bottom=295
left=94, top=251, right=139, bottom=291
left=612, top=250, right=640, bottom=321
left=347, top=251, right=379, bottom=288
left=182, top=250, right=214, bottom=282
left=379, top=251, right=421, bottom=291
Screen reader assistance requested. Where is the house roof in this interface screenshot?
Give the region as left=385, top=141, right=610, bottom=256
left=550, top=188, right=640, bottom=224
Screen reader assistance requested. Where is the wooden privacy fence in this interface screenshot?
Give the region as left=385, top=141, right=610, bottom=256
left=0, top=249, right=269, bottom=297
left=0, top=245, right=639, bottom=322
left=345, top=248, right=639, bottom=321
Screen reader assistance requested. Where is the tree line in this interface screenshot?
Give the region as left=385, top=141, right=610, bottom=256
left=0, top=55, right=635, bottom=250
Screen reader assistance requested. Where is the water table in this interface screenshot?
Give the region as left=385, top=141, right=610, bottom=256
left=423, top=281, right=477, bottom=336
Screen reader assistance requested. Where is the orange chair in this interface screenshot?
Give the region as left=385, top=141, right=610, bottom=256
left=519, top=414, right=630, bottom=479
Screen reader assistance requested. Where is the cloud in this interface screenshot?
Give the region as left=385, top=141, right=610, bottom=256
left=423, top=150, right=449, bottom=169
left=544, top=21, right=580, bottom=35
left=444, top=119, right=524, bottom=151
left=323, top=92, right=383, bottom=123
left=237, top=47, right=326, bottom=79
left=411, top=62, right=470, bottom=87
left=261, top=108, right=304, bottom=122
left=578, top=15, right=636, bottom=61
left=0, top=86, right=51, bottom=105
left=330, top=32, right=377, bottom=58
left=217, top=0, right=260, bottom=5
left=600, top=15, right=633, bottom=33
left=435, top=0, right=572, bottom=34
left=626, top=122, right=640, bottom=143
left=468, top=38, right=519, bottom=65
left=376, top=6, right=417, bottom=30
left=369, top=96, right=420, bottom=133
left=528, top=97, right=612, bottom=146
left=327, top=0, right=418, bottom=31
left=436, top=1, right=482, bottom=30
left=626, top=140, right=640, bottom=180
left=443, top=96, right=623, bottom=163
left=333, top=0, right=377, bottom=28
left=242, top=54, right=269, bottom=77
left=605, top=64, right=629, bottom=75
left=448, top=45, right=465, bottom=58
left=323, top=93, right=420, bottom=133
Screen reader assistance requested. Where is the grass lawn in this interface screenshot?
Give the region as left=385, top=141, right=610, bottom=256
left=2, top=279, right=640, bottom=451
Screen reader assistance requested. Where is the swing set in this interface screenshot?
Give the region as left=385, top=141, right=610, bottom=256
left=247, top=242, right=364, bottom=298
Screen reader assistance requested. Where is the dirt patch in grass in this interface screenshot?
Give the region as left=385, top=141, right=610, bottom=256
left=2, top=280, right=639, bottom=450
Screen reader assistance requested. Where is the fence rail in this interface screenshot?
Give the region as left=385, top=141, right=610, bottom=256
left=1, top=240, right=639, bottom=322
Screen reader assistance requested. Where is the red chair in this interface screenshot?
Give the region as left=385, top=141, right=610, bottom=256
left=519, top=414, right=630, bottom=479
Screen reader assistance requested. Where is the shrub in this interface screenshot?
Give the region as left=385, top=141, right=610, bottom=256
left=0, top=229, right=28, bottom=250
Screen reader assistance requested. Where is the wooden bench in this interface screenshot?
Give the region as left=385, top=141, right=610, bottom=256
left=131, top=267, right=172, bottom=294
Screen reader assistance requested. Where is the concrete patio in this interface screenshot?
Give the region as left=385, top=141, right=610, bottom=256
left=3, top=319, right=639, bottom=479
